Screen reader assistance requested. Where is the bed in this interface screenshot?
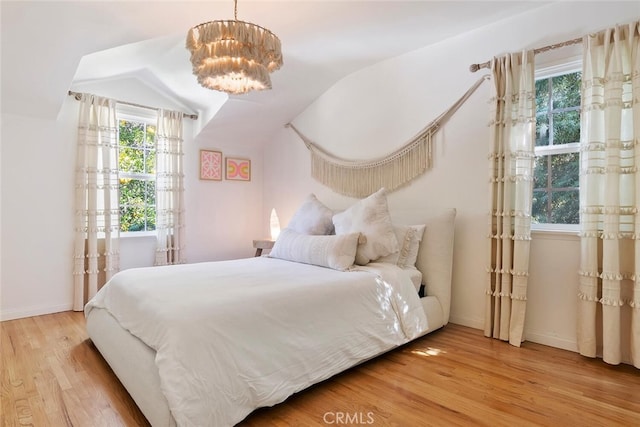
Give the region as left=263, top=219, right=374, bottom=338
left=85, top=198, right=456, bottom=427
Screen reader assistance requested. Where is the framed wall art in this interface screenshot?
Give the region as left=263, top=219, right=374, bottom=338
left=225, top=157, right=251, bottom=181
left=200, top=150, right=222, bottom=181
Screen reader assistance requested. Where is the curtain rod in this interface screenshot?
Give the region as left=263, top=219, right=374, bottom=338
left=67, top=90, right=199, bottom=120
left=469, top=36, right=582, bottom=72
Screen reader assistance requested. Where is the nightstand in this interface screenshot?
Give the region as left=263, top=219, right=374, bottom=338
left=253, top=239, right=275, bottom=257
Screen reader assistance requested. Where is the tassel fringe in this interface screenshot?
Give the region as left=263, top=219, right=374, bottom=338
left=186, top=20, right=283, bottom=94
left=286, top=75, right=488, bottom=198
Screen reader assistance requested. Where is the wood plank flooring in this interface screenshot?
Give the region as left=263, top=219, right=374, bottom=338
left=2, top=311, right=639, bottom=426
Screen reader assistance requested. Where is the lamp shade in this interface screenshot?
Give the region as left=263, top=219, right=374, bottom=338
left=270, top=208, right=281, bottom=241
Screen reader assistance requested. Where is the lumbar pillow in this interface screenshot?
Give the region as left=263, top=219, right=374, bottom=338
left=269, top=228, right=359, bottom=271
left=287, top=194, right=335, bottom=235
left=332, top=188, right=399, bottom=265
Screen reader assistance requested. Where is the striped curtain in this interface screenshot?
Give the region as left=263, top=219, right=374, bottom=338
left=154, top=109, right=186, bottom=265
left=485, top=51, right=536, bottom=347
left=72, top=94, right=120, bottom=310
left=578, top=21, right=640, bottom=368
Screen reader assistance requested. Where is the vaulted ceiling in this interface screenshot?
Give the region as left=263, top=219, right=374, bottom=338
left=1, top=1, right=548, bottom=143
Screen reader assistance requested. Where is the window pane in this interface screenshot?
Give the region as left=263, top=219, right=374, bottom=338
left=536, top=113, right=549, bottom=146
left=120, top=205, right=147, bottom=232
left=533, top=70, right=581, bottom=226
left=145, top=180, right=156, bottom=205
left=120, top=147, right=145, bottom=173
left=119, top=120, right=145, bottom=147
left=120, top=178, right=155, bottom=232
left=535, top=79, right=549, bottom=114
left=145, top=125, right=157, bottom=148
left=145, top=205, right=156, bottom=231
left=145, top=148, right=156, bottom=174
left=533, top=155, right=548, bottom=188
left=552, top=72, right=581, bottom=109
left=550, top=190, right=579, bottom=224
left=120, top=178, right=146, bottom=200
left=552, top=110, right=580, bottom=144
left=550, top=153, right=579, bottom=188
left=532, top=154, right=580, bottom=225
left=118, top=116, right=157, bottom=233
left=532, top=190, right=549, bottom=223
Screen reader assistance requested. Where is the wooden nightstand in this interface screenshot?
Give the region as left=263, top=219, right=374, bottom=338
left=252, top=239, right=275, bottom=257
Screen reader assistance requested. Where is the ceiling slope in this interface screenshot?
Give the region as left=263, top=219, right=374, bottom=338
left=1, top=1, right=548, bottom=143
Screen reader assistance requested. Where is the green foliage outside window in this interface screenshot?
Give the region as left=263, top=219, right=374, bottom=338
left=533, top=153, right=580, bottom=224
left=532, top=72, right=581, bottom=225
left=118, top=119, right=156, bottom=232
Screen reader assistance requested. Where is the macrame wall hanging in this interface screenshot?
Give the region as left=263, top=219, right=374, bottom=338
left=287, top=75, right=489, bottom=198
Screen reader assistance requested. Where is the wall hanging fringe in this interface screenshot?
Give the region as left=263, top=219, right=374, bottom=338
left=286, top=75, right=489, bottom=198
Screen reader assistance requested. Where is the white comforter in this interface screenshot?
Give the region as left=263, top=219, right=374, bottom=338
left=85, top=257, right=427, bottom=427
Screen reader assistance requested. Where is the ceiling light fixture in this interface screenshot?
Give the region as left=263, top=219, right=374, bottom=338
left=186, top=0, right=283, bottom=95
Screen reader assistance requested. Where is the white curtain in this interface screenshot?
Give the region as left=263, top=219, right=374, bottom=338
left=73, top=94, right=120, bottom=311
left=485, top=51, right=536, bottom=347
left=155, top=109, right=186, bottom=265
left=578, top=21, right=640, bottom=368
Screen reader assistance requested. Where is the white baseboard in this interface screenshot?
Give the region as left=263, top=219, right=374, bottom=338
left=448, top=316, right=579, bottom=354
left=524, top=331, right=578, bottom=353
left=0, top=303, right=74, bottom=321
left=449, top=315, right=483, bottom=330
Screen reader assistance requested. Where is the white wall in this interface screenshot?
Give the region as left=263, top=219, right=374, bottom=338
left=186, top=127, right=264, bottom=264
left=0, top=78, right=263, bottom=320
left=1, top=102, right=77, bottom=319
left=262, top=3, right=638, bottom=351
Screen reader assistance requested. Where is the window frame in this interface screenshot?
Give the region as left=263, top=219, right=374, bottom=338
left=116, top=106, right=158, bottom=237
left=531, top=58, right=582, bottom=233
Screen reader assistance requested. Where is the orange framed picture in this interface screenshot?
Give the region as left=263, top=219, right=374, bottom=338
left=225, top=157, right=251, bottom=181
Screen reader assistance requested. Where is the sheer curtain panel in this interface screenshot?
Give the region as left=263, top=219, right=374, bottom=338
left=485, top=51, right=536, bottom=347
left=73, top=94, right=120, bottom=311
left=155, top=109, right=186, bottom=265
left=578, top=21, right=640, bottom=368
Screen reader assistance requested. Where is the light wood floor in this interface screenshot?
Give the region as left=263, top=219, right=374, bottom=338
left=2, top=311, right=639, bottom=426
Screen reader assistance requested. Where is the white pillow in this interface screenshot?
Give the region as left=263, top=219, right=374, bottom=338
left=376, top=226, right=404, bottom=265
left=398, top=224, right=425, bottom=268
left=269, top=228, right=359, bottom=271
left=287, top=194, right=334, bottom=235
left=377, top=224, right=425, bottom=268
left=332, top=188, right=399, bottom=265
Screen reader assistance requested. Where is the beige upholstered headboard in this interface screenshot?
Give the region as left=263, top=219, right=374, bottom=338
left=390, top=208, right=456, bottom=325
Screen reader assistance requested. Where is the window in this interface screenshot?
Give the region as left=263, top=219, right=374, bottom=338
left=532, top=65, right=581, bottom=229
left=118, top=112, right=157, bottom=233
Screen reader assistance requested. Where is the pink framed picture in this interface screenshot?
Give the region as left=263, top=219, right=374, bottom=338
left=225, top=157, right=251, bottom=181
left=200, top=150, right=222, bottom=181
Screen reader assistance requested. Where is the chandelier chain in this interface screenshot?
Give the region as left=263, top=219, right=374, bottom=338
left=234, top=0, right=238, bottom=20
